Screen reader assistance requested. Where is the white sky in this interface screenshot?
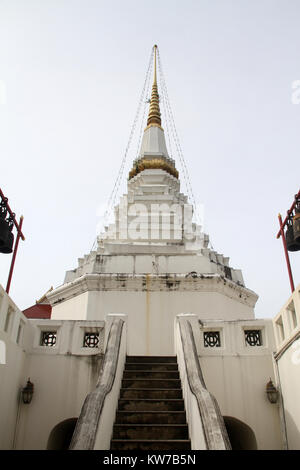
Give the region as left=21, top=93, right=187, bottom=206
left=0, top=0, right=299, bottom=317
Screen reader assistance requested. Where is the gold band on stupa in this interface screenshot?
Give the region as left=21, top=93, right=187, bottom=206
left=129, top=158, right=179, bottom=180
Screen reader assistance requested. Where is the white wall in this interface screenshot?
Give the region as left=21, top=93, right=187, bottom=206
left=49, top=291, right=89, bottom=321
left=273, top=284, right=300, bottom=450
left=198, top=319, right=283, bottom=449
left=51, top=284, right=255, bottom=356
left=0, top=284, right=106, bottom=450
left=14, top=319, right=105, bottom=449
left=276, top=348, right=300, bottom=449
left=16, top=354, right=102, bottom=449
left=0, top=285, right=32, bottom=450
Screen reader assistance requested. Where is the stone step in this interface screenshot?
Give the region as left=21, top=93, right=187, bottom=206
left=122, top=379, right=181, bottom=389
left=125, top=363, right=178, bottom=371
left=120, top=388, right=183, bottom=400
left=116, top=411, right=187, bottom=424
left=112, top=424, right=189, bottom=440
left=123, top=370, right=180, bottom=380
left=126, top=356, right=177, bottom=364
left=118, top=399, right=185, bottom=412
left=110, top=439, right=191, bottom=451
left=111, top=356, right=189, bottom=451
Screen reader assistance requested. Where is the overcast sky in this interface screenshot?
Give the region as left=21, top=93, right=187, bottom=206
left=0, top=0, right=299, bottom=318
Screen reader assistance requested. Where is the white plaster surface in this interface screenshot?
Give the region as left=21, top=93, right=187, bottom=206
left=94, top=314, right=127, bottom=449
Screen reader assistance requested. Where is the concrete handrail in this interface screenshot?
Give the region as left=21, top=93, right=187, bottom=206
left=69, top=318, right=125, bottom=450
left=177, top=316, right=231, bottom=450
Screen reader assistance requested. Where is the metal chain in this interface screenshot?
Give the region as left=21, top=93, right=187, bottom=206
left=157, top=49, right=198, bottom=219
left=157, top=53, right=187, bottom=187
left=0, top=197, right=8, bottom=219
left=157, top=50, right=213, bottom=246
left=90, top=48, right=155, bottom=251
left=90, top=47, right=207, bottom=252
left=157, top=51, right=192, bottom=200
left=165, top=52, right=214, bottom=246
left=158, top=72, right=174, bottom=159
left=105, top=48, right=154, bottom=221
left=136, top=59, right=153, bottom=160
left=7, top=213, right=15, bottom=230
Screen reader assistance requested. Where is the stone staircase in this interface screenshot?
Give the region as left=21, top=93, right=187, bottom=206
left=110, top=356, right=191, bottom=451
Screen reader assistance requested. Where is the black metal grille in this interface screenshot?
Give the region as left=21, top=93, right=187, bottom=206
left=40, top=331, right=57, bottom=347
left=204, top=331, right=221, bottom=348
left=224, top=266, right=232, bottom=280
left=244, top=330, right=262, bottom=346
left=83, top=332, right=99, bottom=348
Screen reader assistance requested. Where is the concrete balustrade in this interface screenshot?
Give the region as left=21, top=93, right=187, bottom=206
left=70, top=315, right=127, bottom=450
left=175, top=314, right=231, bottom=450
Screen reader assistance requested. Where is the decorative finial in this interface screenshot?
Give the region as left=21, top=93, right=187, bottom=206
left=153, top=45, right=157, bottom=84
left=146, top=45, right=161, bottom=128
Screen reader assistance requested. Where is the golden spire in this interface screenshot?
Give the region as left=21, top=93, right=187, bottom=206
left=146, top=45, right=162, bottom=128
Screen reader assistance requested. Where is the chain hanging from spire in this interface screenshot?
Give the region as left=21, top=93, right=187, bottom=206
left=93, top=44, right=201, bottom=249
left=90, top=47, right=154, bottom=250
left=157, top=47, right=198, bottom=219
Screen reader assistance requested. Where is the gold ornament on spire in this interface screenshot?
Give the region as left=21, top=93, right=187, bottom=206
left=128, top=45, right=179, bottom=181
left=146, top=45, right=162, bottom=128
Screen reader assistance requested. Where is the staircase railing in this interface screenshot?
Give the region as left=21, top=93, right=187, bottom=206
left=175, top=314, right=231, bottom=450
left=69, top=315, right=127, bottom=450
